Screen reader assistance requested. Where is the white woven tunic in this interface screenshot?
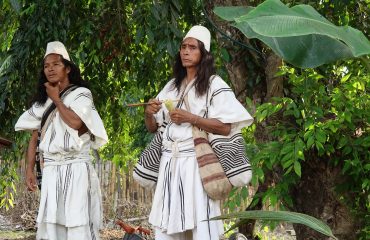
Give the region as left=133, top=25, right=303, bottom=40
left=148, top=76, right=253, bottom=239
left=15, top=87, right=108, bottom=240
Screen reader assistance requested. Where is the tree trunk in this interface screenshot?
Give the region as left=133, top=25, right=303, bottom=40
left=205, top=0, right=259, bottom=103
left=291, top=158, right=360, bottom=240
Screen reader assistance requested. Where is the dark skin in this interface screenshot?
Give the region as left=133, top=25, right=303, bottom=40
left=25, top=54, right=87, bottom=191
left=43, top=54, right=85, bottom=131
left=145, top=38, right=231, bottom=136
left=25, top=130, right=38, bottom=191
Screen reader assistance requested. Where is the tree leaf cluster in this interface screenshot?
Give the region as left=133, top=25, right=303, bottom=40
left=1, top=1, right=369, bottom=237
left=0, top=0, right=205, bottom=209
left=214, top=0, right=370, bottom=68
left=213, top=1, right=369, bottom=237
left=247, top=63, right=369, bottom=237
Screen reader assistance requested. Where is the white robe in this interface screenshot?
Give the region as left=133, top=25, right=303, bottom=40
left=148, top=76, right=253, bottom=239
left=15, top=87, right=108, bottom=240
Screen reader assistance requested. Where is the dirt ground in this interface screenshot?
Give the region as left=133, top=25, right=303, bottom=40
left=1, top=212, right=296, bottom=240
left=0, top=188, right=296, bottom=240
left=0, top=188, right=155, bottom=240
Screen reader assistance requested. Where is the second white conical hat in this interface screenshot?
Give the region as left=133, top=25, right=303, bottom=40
left=183, top=25, right=211, bottom=52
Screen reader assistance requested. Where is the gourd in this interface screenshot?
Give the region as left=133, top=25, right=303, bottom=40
left=164, top=100, right=174, bottom=111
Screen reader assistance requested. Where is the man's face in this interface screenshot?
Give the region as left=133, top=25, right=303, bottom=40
left=43, top=54, right=70, bottom=85
left=180, top=37, right=201, bottom=68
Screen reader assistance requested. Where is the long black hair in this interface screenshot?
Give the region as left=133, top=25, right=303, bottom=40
left=172, top=40, right=216, bottom=96
left=30, top=55, right=89, bottom=106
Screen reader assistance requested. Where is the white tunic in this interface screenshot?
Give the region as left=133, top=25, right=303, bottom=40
left=15, top=87, right=108, bottom=240
left=148, top=76, right=253, bottom=239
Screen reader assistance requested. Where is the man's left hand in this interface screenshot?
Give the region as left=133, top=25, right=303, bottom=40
left=169, top=109, right=193, bottom=125
left=44, top=82, right=60, bottom=102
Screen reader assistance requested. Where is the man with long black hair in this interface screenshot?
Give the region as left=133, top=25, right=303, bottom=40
left=15, top=41, right=108, bottom=240
left=144, top=26, right=253, bottom=240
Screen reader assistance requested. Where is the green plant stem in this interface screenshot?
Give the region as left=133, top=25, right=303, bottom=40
left=359, top=56, right=370, bottom=73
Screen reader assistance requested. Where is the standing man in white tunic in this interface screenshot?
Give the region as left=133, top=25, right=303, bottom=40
left=15, top=41, right=108, bottom=240
left=145, top=26, right=253, bottom=239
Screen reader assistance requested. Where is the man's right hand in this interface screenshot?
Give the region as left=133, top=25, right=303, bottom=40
left=25, top=169, right=37, bottom=192
left=145, top=99, right=162, bottom=116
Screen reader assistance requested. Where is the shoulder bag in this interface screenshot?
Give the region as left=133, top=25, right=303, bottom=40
left=206, top=82, right=252, bottom=187
left=133, top=81, right=193, bottom=189
left=184, top=95, right=232, bottom=200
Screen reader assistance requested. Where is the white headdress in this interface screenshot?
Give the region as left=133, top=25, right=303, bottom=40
left=44, top=41, right=70, bottom=61
left=183, top=25, right=211, bottom=52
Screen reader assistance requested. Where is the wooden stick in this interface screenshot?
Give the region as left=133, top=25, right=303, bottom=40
left=126, top=102, right=152, bottom=107
left=126, top=99, right=179, bottom=107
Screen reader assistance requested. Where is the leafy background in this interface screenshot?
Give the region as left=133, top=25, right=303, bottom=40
left=0, top=0, right=369, bottom=239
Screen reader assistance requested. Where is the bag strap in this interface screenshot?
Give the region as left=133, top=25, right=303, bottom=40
left=184, top=75, right=215, bottom=118
left=204, top=75, right=217, bottom=118
left=183, top=94, right=191, bottom=113
left=40, top=84, right=79, bottom=128
left=176, top=79, right=196, bottom=109
left=35, top=84, right=79, bottom=189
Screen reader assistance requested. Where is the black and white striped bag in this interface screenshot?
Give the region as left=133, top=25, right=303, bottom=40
left=205, top=78, right=252, bottom=187
left=133, top=82, right=191, bottom=189
left=133, top=122, right=167, bottom=189
left=209, top=132, right=252, bottom=187
left=134, top=76, right=252, bottom=189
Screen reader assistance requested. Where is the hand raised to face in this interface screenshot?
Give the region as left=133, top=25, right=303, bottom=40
left=44, top=81, right=60, bottom=102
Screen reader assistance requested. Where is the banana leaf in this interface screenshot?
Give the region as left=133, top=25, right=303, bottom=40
left=214, top=0, right=370, bottom=68
left=210, top=210, right=338, bottom=239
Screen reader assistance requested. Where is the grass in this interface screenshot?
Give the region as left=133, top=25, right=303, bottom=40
left=0, top=230, right=35, bottom=239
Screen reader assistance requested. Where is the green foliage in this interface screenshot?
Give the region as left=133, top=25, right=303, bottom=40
left=224, top=186, right=250, bottom=212
left=1, top=1, right=369, bottom=238
left=0, top=161, right=18, bottom=210
left=214, top=1, right=369, bottom=236
left=0, top=0, right=206, bottom=208
left=247, top=64, right=369, bottom=237
left=212, top=210, right=338, bottom=239
left=214, top=0, right=370, bottom=68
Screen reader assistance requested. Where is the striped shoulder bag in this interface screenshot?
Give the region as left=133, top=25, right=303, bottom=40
left=184, top=95, right=232, bottom=200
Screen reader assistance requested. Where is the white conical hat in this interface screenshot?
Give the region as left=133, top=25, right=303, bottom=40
left=183, top=25, right=211, bottom=52
left=44, top=41, right=70, bottom=61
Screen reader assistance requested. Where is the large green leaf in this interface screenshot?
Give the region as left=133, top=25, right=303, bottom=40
left=211, top=6, right=253, bottom=21
left=211, top=210, right=338, bottom=239
left=214, top=0, right=370, bottom=68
